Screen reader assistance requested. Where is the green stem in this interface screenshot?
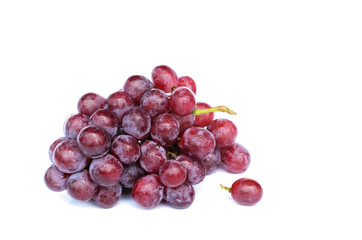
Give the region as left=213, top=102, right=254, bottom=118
left=193, top=106, right=236, bottom=116
left=220, top=184, right=231, bottom=192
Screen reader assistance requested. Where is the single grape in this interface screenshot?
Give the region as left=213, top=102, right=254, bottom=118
left=169, top=87, right=196, bottom=116
left=220, top=143, right=250, bottom=173
left=164, top=182, right=195, bottom=209
left=140, top=89, right=169, bottom=119
left=132, top=174, right=164, bottom=209
left=150, top=113, right=180, bottom=147
left=159, top=160, right=187, bottom=188
left=66, top=169, right=98, bottom=201
left=89, top=109, right=118, bottom=137
left=111, top=135, right=140, bottom=165
left=220, top=178, right=263, bottom=206
left=173, top=113, right=194, bottom=135
left=77, top=125, right=112, bottom=158
left=177, top=76, right=196, bottom=94
left=140, top=140, right=158, bottom=155
left=201, top=148, right=221, bottom=175
left=178, top=127, right=216, bottom=161
left=193, top=102, right=214, bottom=127
left=120, top=162, right=146, bottom=188
left=64, top=113, right=89, bottom=139
left=105, top=91, right=134, bottom=124
left=139, top=144, right=167, bottom=173
left=89, top=154, right=124, bottom=187
left=123, top=75, right=153, bottom=104
left=151, top=65, right=178, bottom=93
left=175, top=155, right=205, bottom=185
left=122, top=108, right=151, bottom=140
left=77, top=92, right=106, bottom=116
left=207, top=118, right=237, bottom=148
left=93, top=184, right=122, bottom=208
left=49, top=137, right=67, bottom=163
left=53, top=139, right=90, bottom=174
left=44, top=164, right=70, bottom=192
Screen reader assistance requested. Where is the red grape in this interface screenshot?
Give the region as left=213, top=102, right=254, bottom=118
left=176, top=155, right=205, bottom=185
left=111, top=135, right=141, bottom=165
left=44, top=164, right=70, bottom=192
left=169, top=87, right=196, bottom=116
left=178, top=127, right=216, bottom=161
left=53, top=139, right=90, bottom=174
left=152, top=65, right=178, bottom=93
left=164, top=182, right=195, bottom=209
left=150, top=113, right=180, bottom=147
left=66, top=169, right=98, bottom=201
left=207, top=118, right=237, bottom=148
left=177, top=76, right=196, bottom=94
left=49, top=137, right=67, bottom=163
left=122, top=108, right=151, bottom=140
left=173, top=113, right=195, bottom=135
left=220, top=143, right=250, bottom=173
left=227, top=178, right=263, bottom=206
left=77, top=125, right=112, bottom=158
left=105, top=91, right=134, bottom=124
left=123, top=75, right=153, bottom=104
left=139, top=144, right=167, bottom=173
left=64, top=113, right=89, bottom=139
left=201, top=148, right=221, bottom=175
left=132, top=174, right=164, bottom=209
left=193, top=102, right=214, bottom=127
left=93, top=184, right=122, bottom=208
left=159, top=160, right=187, bottom=188
left=89, top=154, right=124, bottom=187
left=140, top=89, right=169, bottom=119
left=89, top=109, right=118, bottom=137
left=77, top=92, right=105, bottom=116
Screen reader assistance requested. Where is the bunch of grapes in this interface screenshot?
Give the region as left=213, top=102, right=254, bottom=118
left=44, top=65, right=262, bottom=209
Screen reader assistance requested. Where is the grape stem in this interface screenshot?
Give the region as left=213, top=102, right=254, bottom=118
left=193, top=106, right=236, bottom=116
left=220, top=184, right=231, bottom=192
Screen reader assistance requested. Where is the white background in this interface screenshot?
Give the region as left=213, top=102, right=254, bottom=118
left=0, top=0, right=361, bottom=239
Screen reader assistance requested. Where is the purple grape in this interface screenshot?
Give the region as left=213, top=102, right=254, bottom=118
left=173, top=113, right=195, bottom=135
left=105, top=91, right=134, bottom=124
left=49, top=137, right=67, bottom=163
left=111, top=135, right=141, bottom=165
left=201, top=148, right=221, bottom=175
left=139, top=145, right=167, bottom=173
left=150, top=113, right=180, bottom=147
left=123, top=75, right=153, bottom=105
left=44, top=164, right=70, bottom=192
left=64, top=113, right=89, bottom=139
left=77, top=125, right=112, bottom=158
left=77, top=93, right=106, bottom=117
left=89, top=154, right=124, bottom=187
left=193, top=102, right=214, bottom=127
left=120, top=162, right=146, bottom=188
left=177, top=76, right=197, bottom=95
left=66, top=169, right=98, bottom=201
left=164, top=182, right=195, bottom=209
left=140, top=89, right=169, bottom=119
left=53, top=139, right=90, bottom=174
left=132, top=174, right=164, bottom=209
left=89, top=109, right=118, bottom=137
left=93, top=184, right=122, bottom=208
left=122, top=108, right=151, bottom=140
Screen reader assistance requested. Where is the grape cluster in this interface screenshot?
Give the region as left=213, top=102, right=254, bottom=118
left=44, top=65, right=259, bottom=209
